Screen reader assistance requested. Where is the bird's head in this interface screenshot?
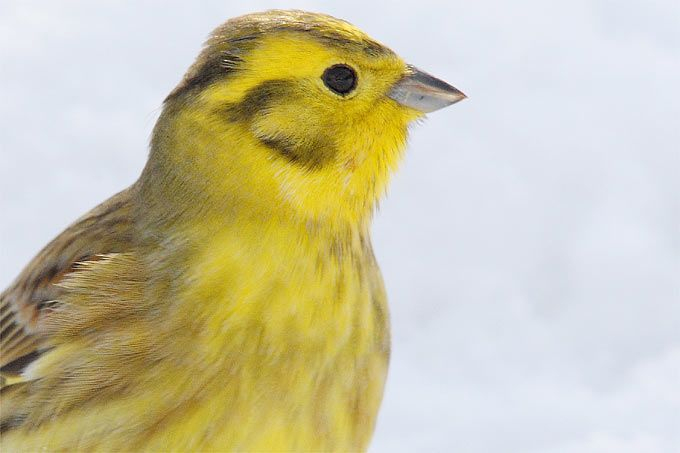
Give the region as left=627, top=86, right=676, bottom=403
left=144, top=10, right=464, bottom=232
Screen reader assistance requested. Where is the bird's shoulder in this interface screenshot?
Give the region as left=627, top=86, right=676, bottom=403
left=0, top=186, right=139, bottom=381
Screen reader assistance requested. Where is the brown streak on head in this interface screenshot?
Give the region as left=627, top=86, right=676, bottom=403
left=224, top=79, right=295, bottom=123
left=166, top=10, right=392, bottom=102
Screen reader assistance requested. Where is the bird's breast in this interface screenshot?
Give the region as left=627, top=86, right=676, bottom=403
left=146, top=221, right=390, bottom=451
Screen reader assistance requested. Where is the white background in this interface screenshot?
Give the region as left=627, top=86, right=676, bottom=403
left=1, top=1, right=678, bottom=451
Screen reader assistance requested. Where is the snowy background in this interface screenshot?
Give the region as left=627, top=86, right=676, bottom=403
left=1, top=1, right=678, bottom=451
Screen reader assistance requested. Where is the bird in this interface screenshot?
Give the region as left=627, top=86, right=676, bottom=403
left=0, top=9, right=465, bottom=452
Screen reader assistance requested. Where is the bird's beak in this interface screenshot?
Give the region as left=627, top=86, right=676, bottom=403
left=388, top=65, right=466, bottom=113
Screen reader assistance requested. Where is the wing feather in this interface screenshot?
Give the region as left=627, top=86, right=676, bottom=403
left=0, top=188, right=135, bottom=377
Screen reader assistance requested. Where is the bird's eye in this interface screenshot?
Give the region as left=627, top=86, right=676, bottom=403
left=322, top=64, right=357, bottom=96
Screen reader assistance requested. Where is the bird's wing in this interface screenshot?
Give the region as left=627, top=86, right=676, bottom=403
left=0, top=187, right=135, bottom=382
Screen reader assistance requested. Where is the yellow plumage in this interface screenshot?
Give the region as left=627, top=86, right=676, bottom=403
left=0, top=10, right=464, bottom=452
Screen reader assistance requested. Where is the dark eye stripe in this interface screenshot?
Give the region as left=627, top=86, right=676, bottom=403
left=225, top=79, right=294, bottom=122
left=322, top=64, right=357, bottom=95
left=221, top=79, right=338, bottom=170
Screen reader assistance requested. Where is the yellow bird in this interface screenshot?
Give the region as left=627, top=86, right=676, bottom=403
left=0, top=10, right=464, bottom=452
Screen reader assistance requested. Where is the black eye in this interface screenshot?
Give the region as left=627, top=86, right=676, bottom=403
left=322, top=64, right=357, bottom=95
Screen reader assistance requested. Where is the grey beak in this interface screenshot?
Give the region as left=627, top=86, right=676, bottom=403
left=388, top=65, right=466, bottom=113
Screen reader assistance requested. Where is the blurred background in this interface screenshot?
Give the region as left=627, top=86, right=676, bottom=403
left=1, top=1, right=678, bottom=451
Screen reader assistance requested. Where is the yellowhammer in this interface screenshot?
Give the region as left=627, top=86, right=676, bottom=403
left=0, top=10, right=464, bottom=452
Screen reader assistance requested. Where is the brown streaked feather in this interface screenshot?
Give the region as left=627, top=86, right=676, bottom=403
left=0, top=187, right=136, bottom=376
left=0, top=252, right=151, bottom=432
